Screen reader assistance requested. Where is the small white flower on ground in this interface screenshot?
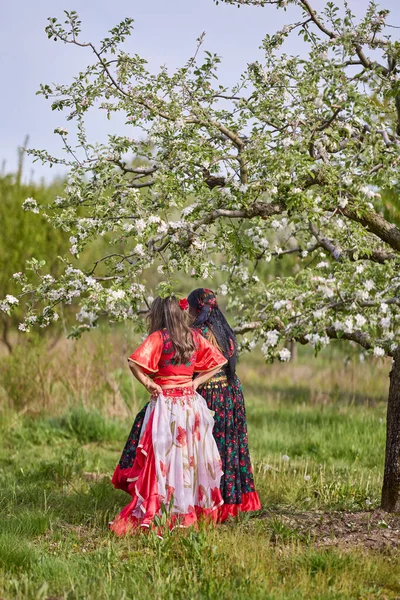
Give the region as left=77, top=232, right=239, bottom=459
left=279, top=348, right=291, bottom=362
left=282, top=454, right=290, bottom=462
left=365, top=499, right=372, bottom=506
left=339, top=197, right=348, bottom=208
left=304, top=474, right=311, bottom=481
left=373, top=346, right=385, bottom=357
left=380, top=303, right=388, bottom=314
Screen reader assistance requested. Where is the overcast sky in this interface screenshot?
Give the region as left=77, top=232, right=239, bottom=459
left=1, top=0, right=399, bottom=183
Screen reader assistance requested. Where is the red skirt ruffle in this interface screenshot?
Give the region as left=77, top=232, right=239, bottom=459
left=217, top=491, right=262, bottom=522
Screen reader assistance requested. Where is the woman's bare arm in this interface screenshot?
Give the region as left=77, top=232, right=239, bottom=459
left=128, top=361, right=162, bottom=395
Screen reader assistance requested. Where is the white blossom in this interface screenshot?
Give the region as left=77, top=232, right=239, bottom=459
left=271, top=219, right=281, bottom=230
left=355, top=314, right=366, bottom=328
left=265, top=329, right=280, bottom=347
left=5, top=295, right=19, bottom=305
left=134, top=244, right=145, bottom=257
left=360, top=186, right=376, bottom=199
left=364, top=280, right=374, bottom=291
left=314, top=97, right=323, bottom=108
left=373, top=346, right=385, bottom=357
left=22, top=198, right=39, bottom=214
left=218, top=284, right=228, bottom=296
left=279, top=348, right=291, bottom=362
left=109, top=289, right=126, bottom=300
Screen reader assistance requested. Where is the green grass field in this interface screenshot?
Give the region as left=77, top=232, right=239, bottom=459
left=1, top=344, right=399, bottom=600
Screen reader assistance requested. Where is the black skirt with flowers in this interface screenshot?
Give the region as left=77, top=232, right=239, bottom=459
left=114, top=371, right=261, bottom=518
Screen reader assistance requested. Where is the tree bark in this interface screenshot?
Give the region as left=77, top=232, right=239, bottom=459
left=381, top=347, right=400, bottom=512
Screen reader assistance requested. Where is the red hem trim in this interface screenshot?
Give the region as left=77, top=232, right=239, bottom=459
left=217, top=491, right=262, bottom=522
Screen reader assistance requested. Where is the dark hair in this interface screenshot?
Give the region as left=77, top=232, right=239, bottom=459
left=147, top=296, right=195, bottom=364
left=187, top=288, right=237, bottom=379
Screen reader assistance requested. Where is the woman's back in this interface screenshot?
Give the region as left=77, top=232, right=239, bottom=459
left=128, top=328, right=227, bottom=388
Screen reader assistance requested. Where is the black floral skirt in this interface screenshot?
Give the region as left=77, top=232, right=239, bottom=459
left=112, top=374, right=261, bottom=518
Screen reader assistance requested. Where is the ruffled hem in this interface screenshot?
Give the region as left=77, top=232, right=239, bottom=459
left=111, top=464, right=137, bottom=495
left=217, top=491, right=262, bottom=522
left=109, top=503, right=223, bottom=537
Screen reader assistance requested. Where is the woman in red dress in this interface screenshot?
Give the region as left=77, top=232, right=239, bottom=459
left=109, top=295, right=228, bottom=535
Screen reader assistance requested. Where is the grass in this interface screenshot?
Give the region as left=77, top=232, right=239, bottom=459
left=0, top=340, right=399, bottom=599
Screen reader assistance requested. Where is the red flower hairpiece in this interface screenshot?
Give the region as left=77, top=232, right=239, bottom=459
left=178, top=298, right=189, bottom=311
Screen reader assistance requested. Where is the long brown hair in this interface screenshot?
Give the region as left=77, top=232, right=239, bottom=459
left=147, top=296, right=195, bottom=364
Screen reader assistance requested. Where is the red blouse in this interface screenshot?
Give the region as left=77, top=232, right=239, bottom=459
left=128, top=329, right=227, bottom=388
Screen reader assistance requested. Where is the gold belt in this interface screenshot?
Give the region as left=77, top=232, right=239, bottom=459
left=200, top=374, right=228, bottom=389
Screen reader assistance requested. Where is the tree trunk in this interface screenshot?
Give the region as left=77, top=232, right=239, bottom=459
left=381, top=347, right=400, bottom=512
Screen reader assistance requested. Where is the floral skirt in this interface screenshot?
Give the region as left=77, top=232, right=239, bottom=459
left=111, top=375, right=261, bottom=522
left=200, top=374, right=261, bottom=519
left=109, top=388, right=223, bottom=535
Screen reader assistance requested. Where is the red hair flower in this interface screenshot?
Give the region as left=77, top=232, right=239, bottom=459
left=178, top=298, right=189, bottom=311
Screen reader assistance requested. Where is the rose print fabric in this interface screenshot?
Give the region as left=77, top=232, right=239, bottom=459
left=109, top=388, right=223, bottom=535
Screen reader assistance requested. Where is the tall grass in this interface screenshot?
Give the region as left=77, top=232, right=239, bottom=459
left=0, top=333, right=397, bottom=599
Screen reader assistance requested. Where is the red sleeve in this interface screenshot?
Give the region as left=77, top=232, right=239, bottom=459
left=193, top=332, right=227, bottom=373
left=128, top=331, right=163, bottom=374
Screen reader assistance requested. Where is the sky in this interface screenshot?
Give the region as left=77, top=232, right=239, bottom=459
left=1, top=0, right=400, bottom=183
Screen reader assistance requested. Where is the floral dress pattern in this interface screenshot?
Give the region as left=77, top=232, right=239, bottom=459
left=114, top=326, right=261, bottom=520
left=110, top=329, right=227, bottom=535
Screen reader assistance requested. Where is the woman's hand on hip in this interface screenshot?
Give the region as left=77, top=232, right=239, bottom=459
left=145, top=379, right=162, bottom=396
